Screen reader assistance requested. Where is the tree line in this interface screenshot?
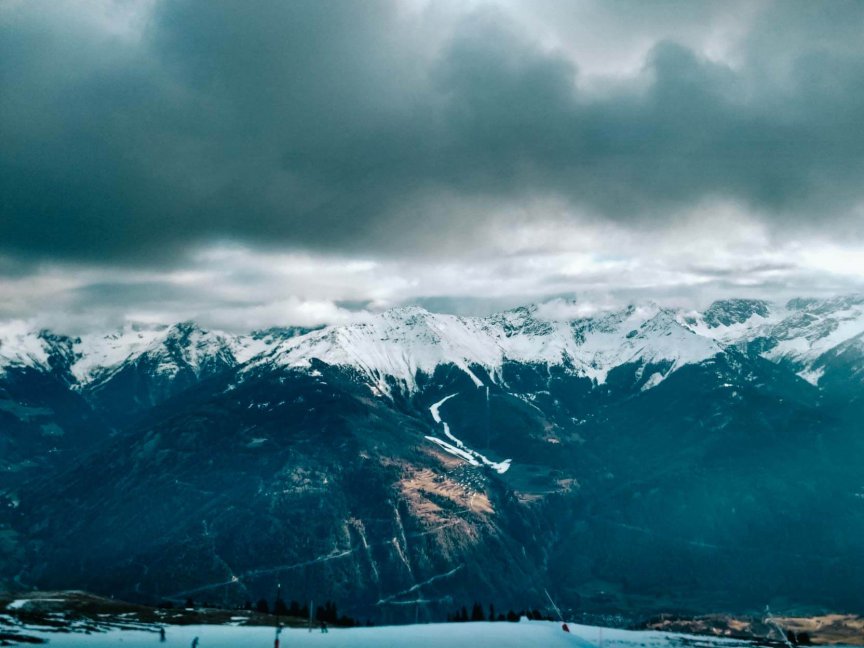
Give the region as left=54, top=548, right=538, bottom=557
left=169, top=595, right=361, bottom=627
left=446, top=603, right=552, bottom=623
left=251, top=597, right=359, bottom=627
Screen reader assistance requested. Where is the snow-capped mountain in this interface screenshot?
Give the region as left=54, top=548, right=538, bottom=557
left=250, top=295, right=864, bottom=393
left=0, top=322, right=244, bottom=385
left=3, top=296, right=864, bottom=396
left=0, top=322, right=311, bottom=386
left=681, top=296, right=864, bottom=384
left=0, top=321, right=55, bottom=372
left=260, top=303, right=725, bottom=392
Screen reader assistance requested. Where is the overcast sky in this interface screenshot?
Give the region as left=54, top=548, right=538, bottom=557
left=2, top=0, right=863, bottom=332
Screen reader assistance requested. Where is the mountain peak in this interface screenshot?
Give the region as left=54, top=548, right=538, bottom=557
left=382, top=305, right=432, bottom=319
left=702, top=299, right=771, bottom=328
left=0, top=320, right=50, bottom=370
left=786, top=294, right=864, bottom=314
left=164, top=320, right=205, bottom=337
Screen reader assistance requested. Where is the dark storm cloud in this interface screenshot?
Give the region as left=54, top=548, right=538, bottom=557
left=69, top=281, right=198, bottom=308
left=2, top=0, right=864, bottom=266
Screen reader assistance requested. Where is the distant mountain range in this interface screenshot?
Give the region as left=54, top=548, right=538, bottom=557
left=2, top=296, right=864, bottom=620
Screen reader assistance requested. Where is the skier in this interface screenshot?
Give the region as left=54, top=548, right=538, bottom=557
left=191, top=637, right=199, bottom=648
left=275, top=625, right=282, bottom=648
left=321, top=620, right=329, bottom=633
left=159, top=627, right=166, bottom=642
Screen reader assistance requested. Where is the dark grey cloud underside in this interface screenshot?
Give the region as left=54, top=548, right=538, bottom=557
left=2, top=0, right=864, bottom=265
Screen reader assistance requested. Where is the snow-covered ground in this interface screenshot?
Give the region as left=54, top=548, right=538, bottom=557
left=22, top=620, right=764, bottom=648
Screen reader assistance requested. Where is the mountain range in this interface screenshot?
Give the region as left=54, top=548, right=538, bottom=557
left=1, top=296, right=863, bottom=621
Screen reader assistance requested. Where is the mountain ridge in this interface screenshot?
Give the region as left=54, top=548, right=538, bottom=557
left=2, top=295, right=863, bottom=395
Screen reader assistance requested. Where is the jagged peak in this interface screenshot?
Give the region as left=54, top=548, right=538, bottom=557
left=381, top=305, right=431, bottom=318
left=251, top=325, right=318, bottom=340
left=699, top=299, right=772, bottom=328
left=164, top=320, right=205, bottom=337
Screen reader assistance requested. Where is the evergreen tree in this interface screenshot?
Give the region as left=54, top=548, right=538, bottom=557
left=337, top=614, right=357, bottom=627
left=255, top=598, right=270, bottom=614
left=471, top=602, right=485, bottom=621
left=489, top=603, right=495, bottom=621
left=316, top=600, right=338, bottom=623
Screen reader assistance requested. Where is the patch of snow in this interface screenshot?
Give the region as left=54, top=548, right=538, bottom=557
left=429, top=394, right=458, bottom=424
left=797, top=367, right=824, bottom=386
left=424, top=435, right=481, bottom=466
left=6, top=597, right=64, bottom=610
left=461, top=364, right=484, bottom=387
left=427, top=393, right=511, bottom=474
left=764, top=337, right=810, bottom=362
left=640, top=372, right=665, bottom=392
left=71, top=325, right=165, bottom=382
left=229, top=336, right=275, bottom=364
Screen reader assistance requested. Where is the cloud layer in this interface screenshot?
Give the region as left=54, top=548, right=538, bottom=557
left=1, top=0, right=863, bottom=328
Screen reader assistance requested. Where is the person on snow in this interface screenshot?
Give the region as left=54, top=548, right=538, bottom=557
left=191, top=637, right=199, bottom=648
left=159, top=627, right=166, bottom=642
left=321, top=620, right=329, bottom=633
